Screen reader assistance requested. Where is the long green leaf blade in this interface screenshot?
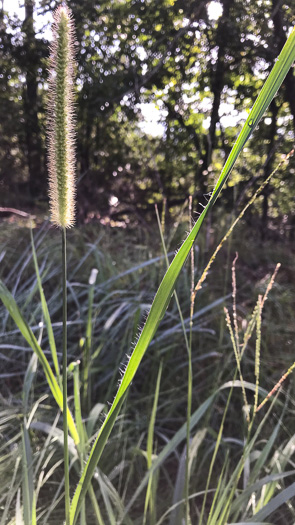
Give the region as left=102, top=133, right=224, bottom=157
left=15, top=489, right=24, bottom=525
left=22, top=424, right=33, bottom=525
left=30, top=228, right=60, bottom=381
left=0, top=280, right=79, bottom=445
left=69, top=26, right=295, bottom=523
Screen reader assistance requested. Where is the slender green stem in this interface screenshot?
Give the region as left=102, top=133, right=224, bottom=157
left=62, top=226, right=70, bottom=525
left=185, top=329, right=193, bottom=524
left=185, top=197, right=194, bottom=525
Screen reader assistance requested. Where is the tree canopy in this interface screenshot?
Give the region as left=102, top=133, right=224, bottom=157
left=1, top=0, right=295, bottom=231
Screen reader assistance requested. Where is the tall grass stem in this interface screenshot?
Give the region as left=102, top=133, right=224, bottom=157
left=62, top=226, right=70, bottom=525
left=185, top=196, right=194, bottom=525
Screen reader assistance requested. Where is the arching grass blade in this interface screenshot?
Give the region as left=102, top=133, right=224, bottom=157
left=70, top=26, right=295, bottom=524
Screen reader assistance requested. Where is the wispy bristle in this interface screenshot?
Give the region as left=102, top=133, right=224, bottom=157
left=47, top=5, right=76, bottom=228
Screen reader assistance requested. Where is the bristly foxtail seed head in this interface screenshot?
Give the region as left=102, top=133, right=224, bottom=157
left=47, top=5, right=76, bottom=228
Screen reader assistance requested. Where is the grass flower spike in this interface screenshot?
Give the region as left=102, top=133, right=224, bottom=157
left=48, top=5, right=76, bottom=228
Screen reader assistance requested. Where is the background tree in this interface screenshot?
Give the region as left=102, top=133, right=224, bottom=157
left=1, top=0, right=294, bottom=231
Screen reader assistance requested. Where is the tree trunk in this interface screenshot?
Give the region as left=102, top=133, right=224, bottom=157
left=23, top=0, right=43, bottom=199
left=195, top=0, right=232, bottom=194
left=272, top=0, right=295, bottom=129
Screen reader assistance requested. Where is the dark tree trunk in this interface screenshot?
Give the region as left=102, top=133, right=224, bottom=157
left=22, top=0, right=43, bottom=199
left=272, top=0, right=295, bottom=129
left=195, top=0, right=233, bottom=194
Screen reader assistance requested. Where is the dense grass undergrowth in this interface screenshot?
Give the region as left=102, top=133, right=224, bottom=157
left=1, top=219, right=295, bottom=524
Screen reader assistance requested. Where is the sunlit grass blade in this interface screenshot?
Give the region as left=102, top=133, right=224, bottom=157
left=72, top=361, right=86, bottom=452
left=31, top=493, right=37, bottom=525
left=82, top=268, right=98, bottom=413
left=67, top=26, right=295, bottom=523
left=30, top=228, right=60, bottom=382
left=230, top=470, right=295, bottom=519
left=228, top=522, right=272, bottom=524
left=15, top=488, right=24, bottom=525
left=72, top=361, right=86, bottom=523
left=22, top=352, right=38, bottom=414
left=0, top=280, right=79, bottom=445
left=250, top=481, right=295, bottom=523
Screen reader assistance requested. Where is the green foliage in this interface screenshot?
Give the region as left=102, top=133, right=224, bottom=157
left=1, top=0, right=295, bottom=230
left=1, top=217, right=295, bottom=523
left=1, top=4, right=295, bottom=525
left=0, top=280, right=79, bottom=445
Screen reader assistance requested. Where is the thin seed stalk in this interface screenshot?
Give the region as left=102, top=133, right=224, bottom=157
left=185, top=329, right=193, bottom=525
left=185, top=196, right=194, bottom=525
left=62, top=226, right=70, bottom=525
left=47, top=8, right=76, bottom=519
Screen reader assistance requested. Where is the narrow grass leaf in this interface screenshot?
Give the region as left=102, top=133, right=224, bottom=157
left=88, top=484, right=105, bottom=525
left=143, top=362, right=163, bottom=525
left=249, top=419, right=281, bottom=485
left=86, top=403, right=106, bottom=439
left=31, top=493, right=37, bottom=525
left=95, top=471, right=116, bottom=525
left=31, top=229, right=60, bottom=381
left=22, top=424, right=33, bottom=525
left=82, top=268, right=98, bottom=413
left=169, top=445, right=186, bottom=525
left=30, top=421, right=77, bottom=458
left=207, top=454, right=229, bottom=525
left=22, top=352, right=38, bottom=414
left=72, top=362, right=85, bottom=452
left=247, top=481, right=295, bottom=522
left=0, top=281, right=79, bottom=444
left=1, top=456, right=21, bottom=525
left=200, top=372, right=237, bottom=525
left=16, top=489, right=24, bottom=525
left=230, top=470, right=295, bottom=516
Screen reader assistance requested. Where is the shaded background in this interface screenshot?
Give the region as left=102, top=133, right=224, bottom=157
left=1, top=0, right=295, bottom=234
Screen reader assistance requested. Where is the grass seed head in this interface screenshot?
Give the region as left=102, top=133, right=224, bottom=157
left=47, top=5, right=76, bottom=228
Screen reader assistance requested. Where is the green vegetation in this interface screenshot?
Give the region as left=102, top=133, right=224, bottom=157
left=1, top=0, right=295, bottom=231
left=1, top=216, right=295, bottom=524
left=1, top=1, right=295, bottom=524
